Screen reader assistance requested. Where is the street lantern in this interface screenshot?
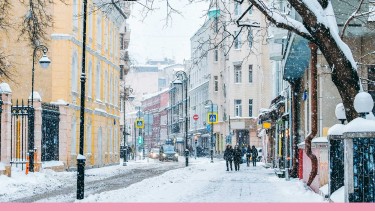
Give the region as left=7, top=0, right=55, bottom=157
left=122, top=87, right=134, bottom=166
left=335, top=103, right=346, bottom=124
left=174, top=70, right=189, bottom=167
left=29, top=44, right=51, bottom=173
left=354, top=91, right=374, bottom=118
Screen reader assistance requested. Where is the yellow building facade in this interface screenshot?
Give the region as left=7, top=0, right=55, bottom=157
left=1, top=0, right=126, bottom=170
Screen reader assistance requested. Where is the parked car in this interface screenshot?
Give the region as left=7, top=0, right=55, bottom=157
left=256, top=147, right=263, bottom=162
left=160, top=145, right=178, bottom=162
left=148, top=148, right=160, bottom=159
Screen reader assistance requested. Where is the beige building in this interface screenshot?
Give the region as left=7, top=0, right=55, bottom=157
left=0, top=0, right=129, bottom=171
left=189, top=1, right=272, bottom=154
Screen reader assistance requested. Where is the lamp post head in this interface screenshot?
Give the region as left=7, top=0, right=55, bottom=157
left=39, top=53, right=51, bottom=69
left=128, top=94, right=135, bottom=102
left=173, top=79, right=183, bottom=85
left=335, top=103, right=346, bottom=123
left=354, top=91, right=374, bottom=117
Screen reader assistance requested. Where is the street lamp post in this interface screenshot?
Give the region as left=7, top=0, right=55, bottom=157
left=29, top=44, right=51, bottom=172
left=77, top=0, right=88, bottom=200
left=205, top=100, right=214, bottom=163
left=122, top=87, right=133, bottom=166
left=174, top=71, right=189, bottom=167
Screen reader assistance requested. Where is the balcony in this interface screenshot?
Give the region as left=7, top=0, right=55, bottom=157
left=267, top=26, right=288, bottom=61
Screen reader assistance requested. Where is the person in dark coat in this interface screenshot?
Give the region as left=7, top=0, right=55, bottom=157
left=251, top=145, right=258, bottom=166
left=233, top=145, right=242, bottom=171
left=246, top=145, right=252, bottom=167
left=223, top=145, right=233, bottom=171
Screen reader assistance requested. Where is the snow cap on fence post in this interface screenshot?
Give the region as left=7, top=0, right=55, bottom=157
left=335, top=103, right=346, bottom=124
left=354, top=92, right=374, bottom=118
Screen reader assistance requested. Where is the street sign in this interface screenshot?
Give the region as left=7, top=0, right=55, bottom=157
left=207, top=112, right=218, bottom=124
left=206, top=124, right=211, bottom=132
left=193, top=114, right=199, bottom=121
left=135, top=118, right=144, bottom=129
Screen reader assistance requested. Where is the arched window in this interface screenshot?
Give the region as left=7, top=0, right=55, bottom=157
left=110, top=72, right=113, bottom=104
left=97, top=127, right=102, bottom=165
left=105, top=70, right=108, bottom=103
left=109, top=127, right=113, bottom=154
left=86, top=123, right=92, bottom=154
left=73, top=0, right=78, bottom=31
left=97, top=13, right=102, bottom=45
left=96, top=62, right=101, bottom=100
left=72, top=52, right=78, bottom=92
left=88, top=61, right=92, bottom=98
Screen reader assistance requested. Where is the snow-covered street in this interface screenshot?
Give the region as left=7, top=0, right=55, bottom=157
left=0, top=157, right=325, bottom=202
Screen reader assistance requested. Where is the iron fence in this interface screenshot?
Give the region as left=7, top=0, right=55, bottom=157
left=10, top=100, right=34, bottom=170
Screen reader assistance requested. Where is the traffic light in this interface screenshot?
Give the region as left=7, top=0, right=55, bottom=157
left=138, top=136, right=143, bottom=144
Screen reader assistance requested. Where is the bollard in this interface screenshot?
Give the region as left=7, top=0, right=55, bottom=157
left=25, top=153, right=29, bottom=175
left=285, top=168, right=290, bottom=181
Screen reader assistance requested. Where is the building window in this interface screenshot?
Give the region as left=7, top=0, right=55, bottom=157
left=71, top=118, right=77, bottom=155
left=248, top=31, right=253, bottom=48
left=120, top=33, right=124, bottom=50
left=234, top=31, right=241, bottom=49
left=214, top=17, right=219, bottom=33
left=369, top=3, right=375, bottom=21
left=235, top=99, right=242, bottom=117
left=214, top=76, right=218, bottom=92
left=249, top=99, right=253, bottom=117
left=234, top=1, right=241, bottom=16
left=234, top=64, right=242, bottom=83
left=71, top=52, right=78, bottom=92
left=88, top=61, right=92, bottom=98
left=249, top=65, right=253, bottom=83
left=73, top=0, right=78, bottom=31
left=86, top=124, right=92, bottom=154
left=105, top=70, right=108, bottom=103
left=214, top=47, right=218, bottom=61
left=96, top=62, right=101, bottom=100
left=97, top=14, right=102, bottom=45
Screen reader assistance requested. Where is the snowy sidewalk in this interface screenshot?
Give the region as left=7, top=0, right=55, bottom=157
left=0, top=157, right=325, bottom=202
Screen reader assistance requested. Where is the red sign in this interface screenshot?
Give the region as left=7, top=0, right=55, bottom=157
left=193, top=114, right=199, bottom=121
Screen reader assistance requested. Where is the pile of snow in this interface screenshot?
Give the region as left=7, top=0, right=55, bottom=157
left=330, top=186, right=345, bottom=202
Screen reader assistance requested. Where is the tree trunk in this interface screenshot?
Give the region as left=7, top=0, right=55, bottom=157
left=290, top=79, right=302, bottom=178
left=306, top=43, right=319, bottom=186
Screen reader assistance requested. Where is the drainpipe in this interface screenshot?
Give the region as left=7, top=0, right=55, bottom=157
left=305, top=43, right=318, bottom=186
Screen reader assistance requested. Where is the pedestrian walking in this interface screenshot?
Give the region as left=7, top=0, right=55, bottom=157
left=233, top=145, right=242, bottom=171
left=246, top=145, right=252, bottom=167
left=251, top=145, right=258, bottom=167
left=223, top=145, right=233, bottom=171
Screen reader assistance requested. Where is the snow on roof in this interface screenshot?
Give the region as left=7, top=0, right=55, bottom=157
left=327, top=124, right=345, bottom=136
left=312, top=137, right=328, bottom=143
left=343, top=117, right=375, bottom=133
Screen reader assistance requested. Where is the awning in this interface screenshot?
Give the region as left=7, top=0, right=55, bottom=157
left=283, top=34, right=310, bottom=82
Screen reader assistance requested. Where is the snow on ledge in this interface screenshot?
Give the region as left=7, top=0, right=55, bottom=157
left=42, top=161, right=64, bottom=168
left=0, top=82, right=12, bottom=93
left=77, top=154, right=86, bottom=160
left=343, top=117, right=375, bottom=133
left=328, top=124, right=345, bottom=136
left=0, top=162, right=5, bottom=171
left=319, top=184, right=328, bottom=197
left=312, top=137, right=328, bottom=143
left=50, top=99, right=69, bottom=105
left=330, top=186, right=345, bottom=202
left=28, top=91, right=42, bottom=101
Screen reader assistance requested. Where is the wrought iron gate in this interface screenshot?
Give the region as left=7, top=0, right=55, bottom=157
left=41, top=103, right=60, bottom=161
left=10, top=100, right=33, bottom=170
left=351, top=138, right=375, bottom=202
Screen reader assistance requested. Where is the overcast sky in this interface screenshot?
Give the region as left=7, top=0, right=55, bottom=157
left=127, top=0, right=210, bottom=65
